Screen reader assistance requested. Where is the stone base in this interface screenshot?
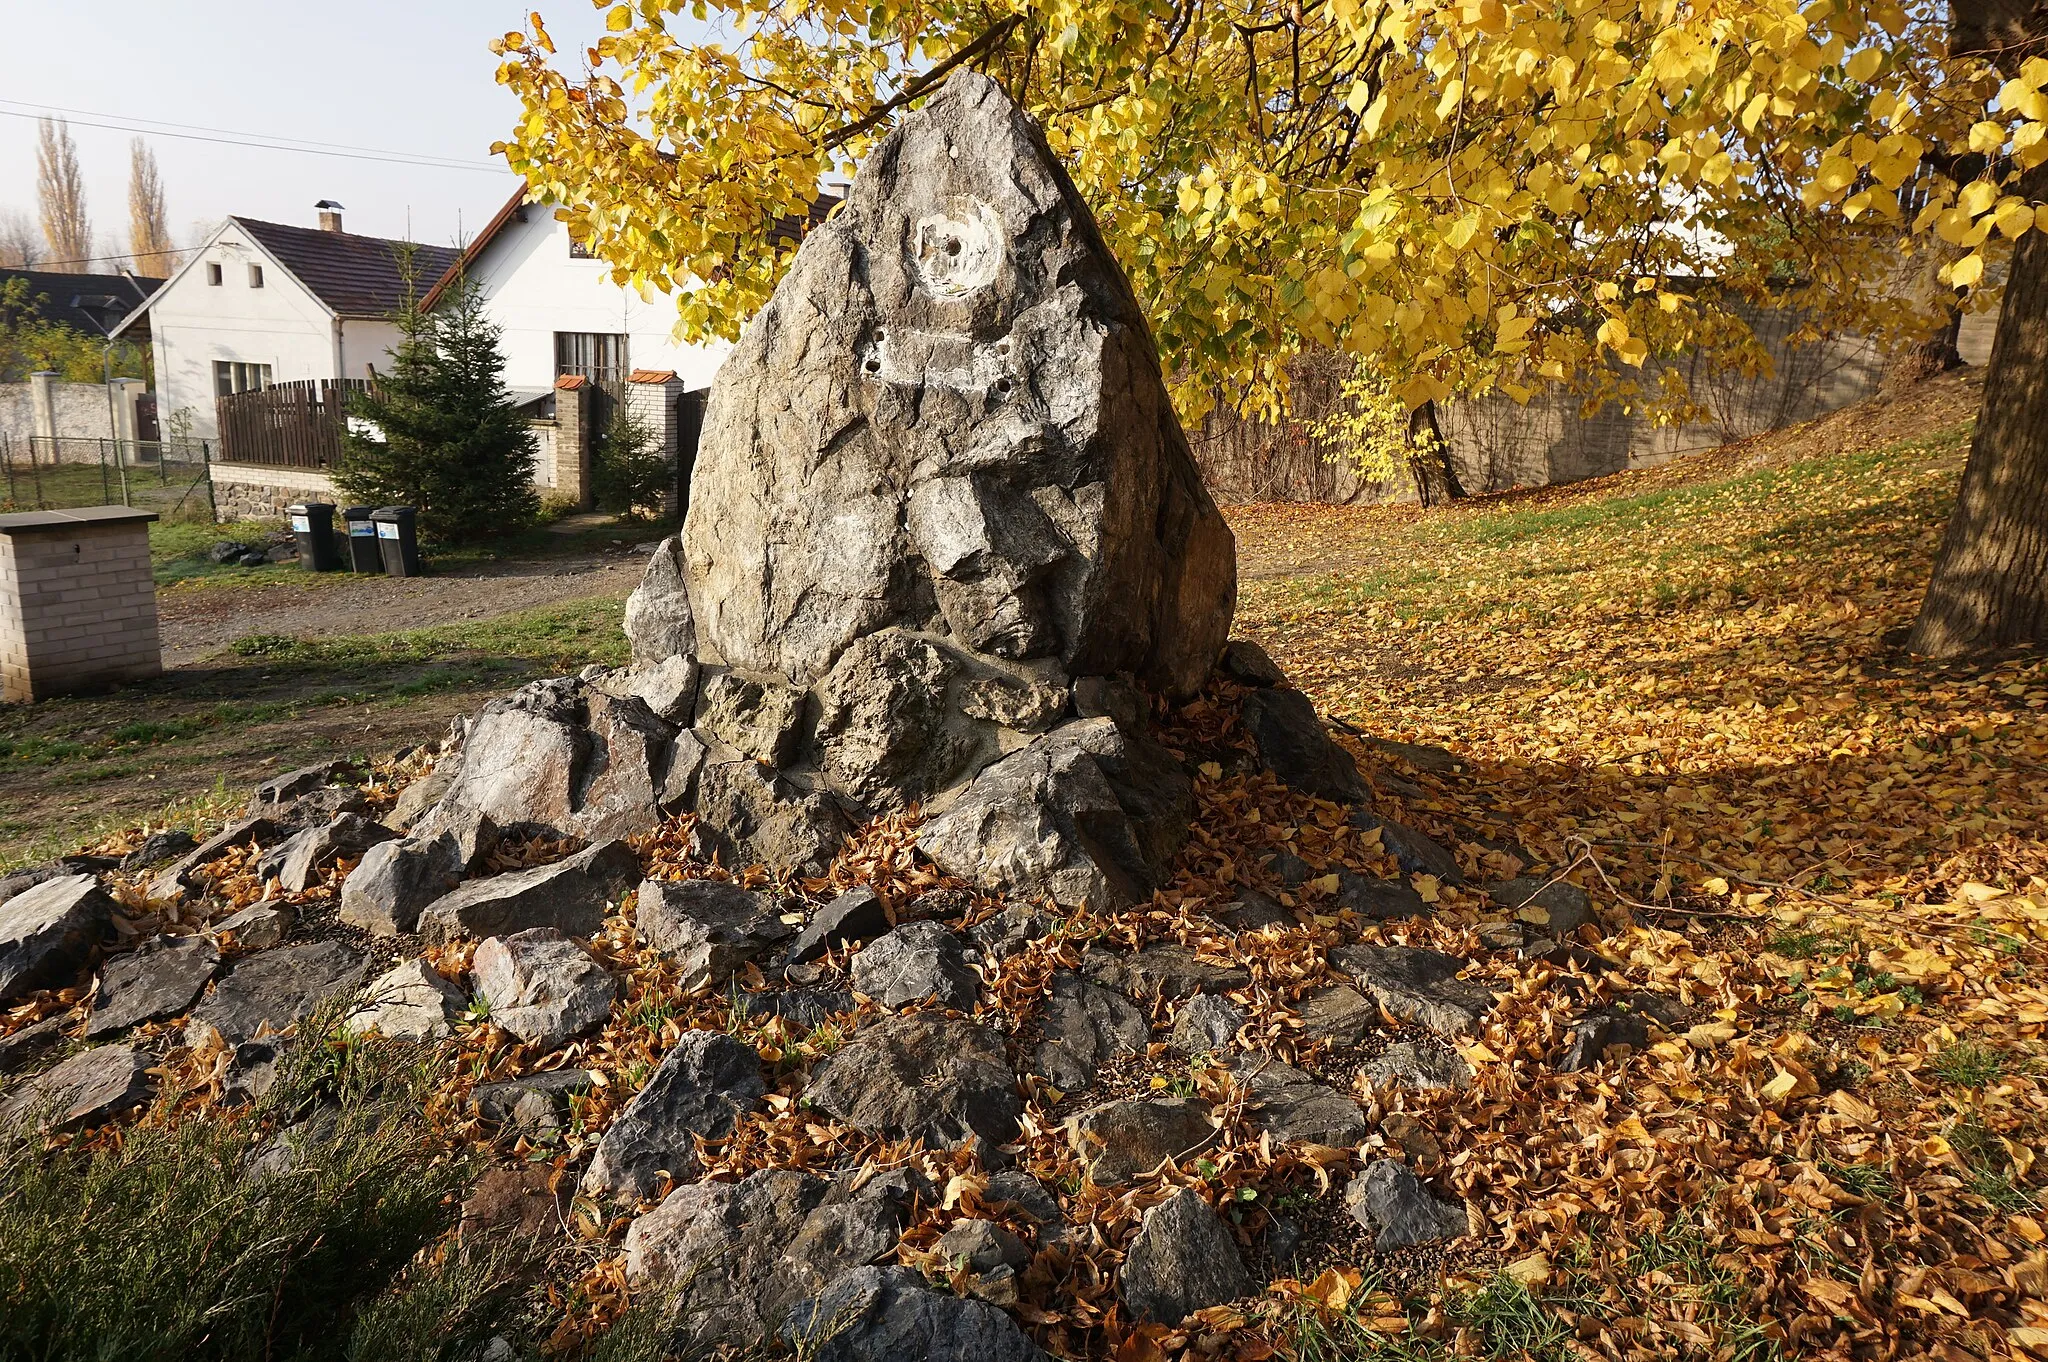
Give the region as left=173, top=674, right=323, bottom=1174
left=208, top=463, right=337, bottom=523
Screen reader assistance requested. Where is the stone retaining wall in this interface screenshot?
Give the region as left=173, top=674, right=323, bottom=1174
left=209, top=463, right=337, bottom=523
left=1193, top=298, right=2005, bottom=505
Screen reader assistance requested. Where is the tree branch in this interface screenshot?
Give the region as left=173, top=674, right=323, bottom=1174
left=820, top=17, right=1025, bottom=152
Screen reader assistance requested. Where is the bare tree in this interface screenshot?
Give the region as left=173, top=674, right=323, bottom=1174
left=0, top=209, right=40, bottom=267
left=36, top=118, right=90, bottom=272
left=128, top=139, right=173, bottom=277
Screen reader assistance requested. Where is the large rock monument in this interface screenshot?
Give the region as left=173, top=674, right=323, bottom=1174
left=418, top=70, right=1235, bottom=906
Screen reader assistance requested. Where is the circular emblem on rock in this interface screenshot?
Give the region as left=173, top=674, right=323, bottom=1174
left=911, top=198, right=1004, bottom=299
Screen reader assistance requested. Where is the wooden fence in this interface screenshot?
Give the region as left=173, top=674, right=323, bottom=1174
left=216, top=379, right=372, bottom=469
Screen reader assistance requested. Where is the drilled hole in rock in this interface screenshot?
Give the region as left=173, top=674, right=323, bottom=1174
left=864, top=358, right=881, bottom=374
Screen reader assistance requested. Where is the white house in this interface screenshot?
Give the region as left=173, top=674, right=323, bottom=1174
left=420, top=190, right=731, bottom=397
left=115, top=206, right=462, bottom=442
left=111, top=196, right=766, bottom=517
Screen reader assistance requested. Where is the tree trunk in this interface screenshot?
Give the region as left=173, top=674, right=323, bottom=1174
left=1881, top=300, right=1965, bottom=396
left=1407, top=401, right=1466, bottom=508
left=1906, top=160, right=2048, bottom=655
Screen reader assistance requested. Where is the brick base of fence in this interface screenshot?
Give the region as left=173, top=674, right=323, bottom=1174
left=209, top=463, right=339, bottom=522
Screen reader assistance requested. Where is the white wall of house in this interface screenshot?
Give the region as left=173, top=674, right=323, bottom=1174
left=339, top=319, right=405, bottom=384
left=144, top=230, right=344, bottom=442
left=460, top=204, right=729, bottom=391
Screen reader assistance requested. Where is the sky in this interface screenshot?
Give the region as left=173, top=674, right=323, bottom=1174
left=0, top=0, right=631, bottom=271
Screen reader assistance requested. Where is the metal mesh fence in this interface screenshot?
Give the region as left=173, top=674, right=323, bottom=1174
left=0, top=435, right=216, bottom=524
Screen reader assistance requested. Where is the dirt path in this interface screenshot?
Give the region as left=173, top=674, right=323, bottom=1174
left=155, top=552, right=651, bottom=667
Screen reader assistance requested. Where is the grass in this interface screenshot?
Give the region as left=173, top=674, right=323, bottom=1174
left=1277, top=1273, right=1572, bottom=1362
left=1610, top=1217, right=1790, bottom=1362
left=0, top=1015, right=680, bottom=1362
left=149, top=508, right=680, bottom=588
left=0, top=1023, right=488, bottom=1361
left=2, top=459, right=218, bottom=528
left=0, top=779, right=242, bottom=874
left=1820, top=1158, right=1895, bottom=1204
left=225, top=595, right=630, bottom=671
left=1247, top=430, right=1966, bottom=628
left=1458, top=1276, right=1570, bottom=1362
left=1929, top=1041, right=2004, bottom=1090
left=0, top=595, right=629, bottom=868
left=149, top=517, right=296, bottom=585
left=1259, top=423, right=1961, bottom=625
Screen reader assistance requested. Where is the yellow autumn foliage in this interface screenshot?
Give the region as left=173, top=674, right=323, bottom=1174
left=493, top=0, right=2047, bottom=422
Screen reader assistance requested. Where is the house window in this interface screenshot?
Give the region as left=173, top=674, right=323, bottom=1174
left=213, top=361, right=272, bottom=397
left=206, top=262, right=222, bottom=286
left=249, top=264, right=264, bottom=288
left=568, top=237, right=594, bottom=259
left=554, top=332, right=628, bottom=384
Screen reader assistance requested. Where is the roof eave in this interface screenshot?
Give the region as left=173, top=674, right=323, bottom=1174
left=420, top=185, right=529, bottom=310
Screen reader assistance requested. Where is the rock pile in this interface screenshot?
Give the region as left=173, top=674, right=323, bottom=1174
left=387, top=68, right=1236, bottom=910
left=0, top=70, right=1672, bottom=1362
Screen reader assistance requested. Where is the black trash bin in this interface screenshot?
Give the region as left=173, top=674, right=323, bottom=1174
left=286, top=502, right=341, bottom=572
left=371, top=506, right=422, bottom=577
left=340, top=506, right=383, bottom=574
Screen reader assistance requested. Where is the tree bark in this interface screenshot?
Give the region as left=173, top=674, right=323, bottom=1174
left=1907, top=0, right=2048, bottom=654
left=1906, top=159, right=2048, bottom=655
left=1407, top=400, right=1466, bottom=508
left=1881, top=299, right=1964, bottom=396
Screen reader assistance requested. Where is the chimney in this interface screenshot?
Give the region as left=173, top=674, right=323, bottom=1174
left=315, top=199, right=345, bottom=232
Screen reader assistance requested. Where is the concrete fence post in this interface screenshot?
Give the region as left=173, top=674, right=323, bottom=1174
left=28, top=371, right=57, bottom=454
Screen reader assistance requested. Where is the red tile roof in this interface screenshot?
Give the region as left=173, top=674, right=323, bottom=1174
left=628, top=369, right=678, bottom=384
left=554, top=374, right=588, bottom=390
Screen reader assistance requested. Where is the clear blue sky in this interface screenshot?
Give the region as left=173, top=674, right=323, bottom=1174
left=0, top=0, right=629, bottom=266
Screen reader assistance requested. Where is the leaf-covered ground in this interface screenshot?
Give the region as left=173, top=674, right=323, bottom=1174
left=11, top=369, right=2046, bottom=1362
left=1225, top=367, right=2048, bottom=1359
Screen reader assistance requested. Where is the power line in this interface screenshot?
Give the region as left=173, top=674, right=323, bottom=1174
left=5, top=243, right=202, bottom=270
left=0, top=105, right=509, bottom=174
left=5, top=99, right=500, bottom=167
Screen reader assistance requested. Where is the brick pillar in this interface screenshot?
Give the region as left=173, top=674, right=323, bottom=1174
left=626, top=370, right=685, bottom=517
left=0, top=508, right=162, bottom=703
left=553, top=375, right=593, bottom=510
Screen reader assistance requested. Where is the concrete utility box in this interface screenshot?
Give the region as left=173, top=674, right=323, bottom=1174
left=0, top=507, right=162, bottom=703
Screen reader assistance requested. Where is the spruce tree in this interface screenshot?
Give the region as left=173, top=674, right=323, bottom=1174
left=336, top=275, right=539, bottom=544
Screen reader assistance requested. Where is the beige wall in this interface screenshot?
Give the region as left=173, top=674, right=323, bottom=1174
left=1194, top=301, right=1998, bottom=504
left=0, top=512, right=161, bottom=703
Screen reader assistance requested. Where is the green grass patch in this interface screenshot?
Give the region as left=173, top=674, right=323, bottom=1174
left=228, top=596, right=629, bottom=672
left=1820, top=1157, right=1894, bottom=1204
left=0, top=1015, right=672, bottom=1362
left=1247, top=424, right=1972, bottom=626
left=0, top=1026, right=485, bottom=1360
left=1929, top=1041, right=2003, bottom=1090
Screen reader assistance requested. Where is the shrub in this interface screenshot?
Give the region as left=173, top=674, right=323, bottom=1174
left=592, top=404, right=671, bottom=519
